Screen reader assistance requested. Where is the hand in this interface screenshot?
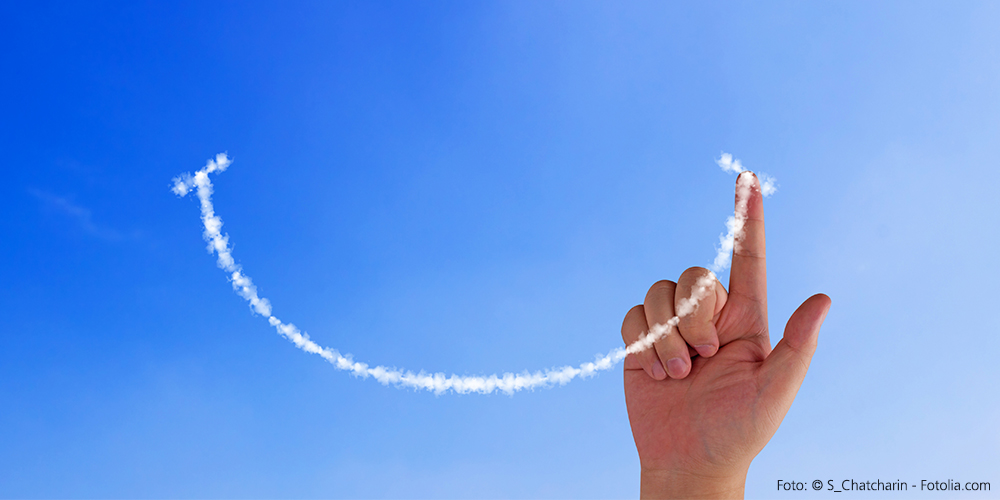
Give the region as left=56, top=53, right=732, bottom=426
left=621, top=172, right=831, bottom=499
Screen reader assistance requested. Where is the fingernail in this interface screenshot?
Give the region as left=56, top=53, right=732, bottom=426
left=651, top=360, right=667, bottom=380
left=667, top=358, right=686, bottom=378
left=695, top=344, right=716, bottom=357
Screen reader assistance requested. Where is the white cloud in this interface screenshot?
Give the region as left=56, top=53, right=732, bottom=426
left=759, top=172, right=778, bottom=196
left=716, top=152, right=745, bottom=174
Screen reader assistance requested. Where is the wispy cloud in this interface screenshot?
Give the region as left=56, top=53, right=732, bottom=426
left=172, top=152, right=775, bottom=394
left=29, top=189, right=128, bottom=241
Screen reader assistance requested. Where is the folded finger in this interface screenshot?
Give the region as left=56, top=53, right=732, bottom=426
left=675, top=267, right=728, bottom=357
left=621, top=304, right=666, bottom=380
left=643, top=280, right=691, bottom=379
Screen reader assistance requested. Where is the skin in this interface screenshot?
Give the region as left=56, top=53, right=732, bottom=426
left=622, top=172, right=832, bottom=499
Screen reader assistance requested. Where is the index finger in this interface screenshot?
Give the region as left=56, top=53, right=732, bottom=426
left=729, top=171, right=767, bottom=306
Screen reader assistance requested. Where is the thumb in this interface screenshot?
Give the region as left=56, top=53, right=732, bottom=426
left=758, top=294, right=832, bottom=419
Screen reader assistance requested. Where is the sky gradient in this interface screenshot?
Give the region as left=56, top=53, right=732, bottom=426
left=2, top=2, right=998, bottom=498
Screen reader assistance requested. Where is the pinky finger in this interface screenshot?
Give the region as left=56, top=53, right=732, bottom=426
left=621, top=305, right=667, bottom=380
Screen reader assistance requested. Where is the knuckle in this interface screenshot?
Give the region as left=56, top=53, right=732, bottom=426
left=644, top=279, right=676, bottom=302
left=621, top=305, right=645, bottom=336
left=625, top=304, right=645, bottom=320
left=679, top=266, right=712, bottom=283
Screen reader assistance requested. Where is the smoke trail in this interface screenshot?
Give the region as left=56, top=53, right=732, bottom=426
left=173, top=152, right=775, bottom=394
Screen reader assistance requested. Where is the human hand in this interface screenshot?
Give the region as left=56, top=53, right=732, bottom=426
left=621, top=172, right=831, bottom=499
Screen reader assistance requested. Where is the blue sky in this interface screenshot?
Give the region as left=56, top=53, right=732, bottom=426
left=1, top=1, right=998, bottom=498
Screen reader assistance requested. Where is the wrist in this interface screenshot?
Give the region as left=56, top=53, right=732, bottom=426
left=640, top=467, right=747, bottom=499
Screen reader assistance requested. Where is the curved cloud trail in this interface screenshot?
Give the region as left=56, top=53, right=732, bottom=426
left=172, top=152, right=773, bottom=394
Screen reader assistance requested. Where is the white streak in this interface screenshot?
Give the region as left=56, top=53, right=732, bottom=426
left=173, top=152, right=776, bottom=394
left=758, top=172, right=778, bottom=197
left=716, top=152, right=745, bottom=174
